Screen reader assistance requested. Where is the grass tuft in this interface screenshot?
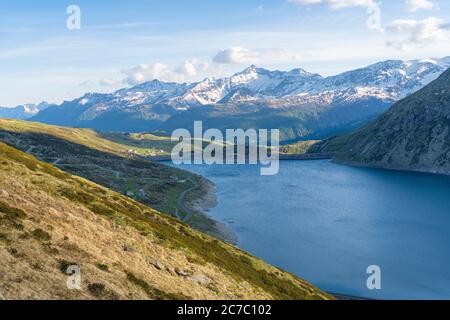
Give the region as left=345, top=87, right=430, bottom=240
left=126, top=272, right=190, bottom=300
left=32, top=229, right=52, bottom=241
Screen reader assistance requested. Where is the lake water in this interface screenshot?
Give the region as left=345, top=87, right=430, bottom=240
left=170, top=160, right=450, bottom=300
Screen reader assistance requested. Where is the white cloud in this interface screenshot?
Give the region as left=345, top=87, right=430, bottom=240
left=213, top=47, right=261, bottom=64
left=119, top=46, right=304, bottom=86
left=387, top=17, right=450, bottom=49
left=122, top=59, right=211, bottom=85
left=213, top=47, right=303, bottom=65
left=406, top=0, right=434, bottom=12
left=123, top=63, right=180, bottom=85
left=177, top=60, right=197, bottom=77
left=176, top=59, right=209, bottom=77
left=288, top=0, right=376, bottom=9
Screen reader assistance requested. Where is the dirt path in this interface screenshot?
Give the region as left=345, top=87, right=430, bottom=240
left=26, top=146, right=35, bottom=154
left=176, top=178, right=198, bottom=223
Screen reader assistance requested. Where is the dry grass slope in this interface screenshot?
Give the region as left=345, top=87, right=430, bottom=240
left=0, top=119, right=215, bottom=231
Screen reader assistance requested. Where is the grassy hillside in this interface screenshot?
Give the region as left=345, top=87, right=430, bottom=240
left=0, top=119, right=228, bottom=241
left=279, top=140, right=319, bottom=155
left=0, top=142, right=330, bottom=300
left=0, top=119, right=175, bottom=156
left=0, top=119, right=324, bottom=243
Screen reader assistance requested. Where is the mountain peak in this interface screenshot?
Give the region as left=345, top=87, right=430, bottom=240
left=236, top=65, right=266, bottom=76
left=131, top=79, right=180, bottom=90
left=0, top=101, right=51, bottom=120
left=288, top=68, right=322, bottom=78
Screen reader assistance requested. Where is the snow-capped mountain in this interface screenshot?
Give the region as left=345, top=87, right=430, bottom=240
left=311, top=62, right=450, bottom=175
left=315, top=57, right=450, bottom=99
left=168, top=65, right=323, bottom=107
left=30, top=57, right=450, bottom=141
left=116, top=80, right=190, bottom=105
left=164, top=57, right=450, bottom=107
left=40, top=57, right=448, bottom=111
left=122, top=58, right=448, bottom=107
left=0, top=102, right=52, bottom=120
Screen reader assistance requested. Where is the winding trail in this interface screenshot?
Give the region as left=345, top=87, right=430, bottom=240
left=26, top=146, right=36, bottom=154
left=176, top=178, right=199, bottom=223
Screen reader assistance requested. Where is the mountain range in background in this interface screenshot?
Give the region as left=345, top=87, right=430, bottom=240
left=0, top=102, right=52, bottom=120
left=310, top=65, right=450, bottom=175
left=2, top=57, right=450, bottom=142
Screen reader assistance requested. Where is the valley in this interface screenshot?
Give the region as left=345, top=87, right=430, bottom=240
left=2, top=62, right=450, bottom=299
left=3, top=0, right=450, bottom=304
left=0, top=141, right=331, bottom=300
left=0, top=119, right=232, bottom=242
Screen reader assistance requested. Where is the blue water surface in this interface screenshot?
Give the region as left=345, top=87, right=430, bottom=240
left=170, top=160, right=450, bottom=299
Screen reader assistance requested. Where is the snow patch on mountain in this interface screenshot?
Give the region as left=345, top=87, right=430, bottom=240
left=56, top=57, right=448, bottom=114
left=0, top=102, right=52, bottom=120
left=19, top=56, right=450, bottom=123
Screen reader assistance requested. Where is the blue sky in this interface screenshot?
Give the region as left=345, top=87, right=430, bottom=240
left=1, top=0, right=450, bottom=106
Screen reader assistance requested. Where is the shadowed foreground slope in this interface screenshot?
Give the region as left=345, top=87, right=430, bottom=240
left=0, top=142, right=330, bottom=300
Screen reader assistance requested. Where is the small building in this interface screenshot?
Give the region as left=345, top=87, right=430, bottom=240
left=138, top=189, right=147, bottom=198
left=127, top=149, right=137, bottom=155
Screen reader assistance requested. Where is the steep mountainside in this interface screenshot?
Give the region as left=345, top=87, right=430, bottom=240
left=30, top=58, right=450, bottom=141
left=310, top=67, right=450, bottom=175
left=0, top=142, right=330, bottom=300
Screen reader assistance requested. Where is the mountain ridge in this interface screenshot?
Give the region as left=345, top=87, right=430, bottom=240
left=100, top=57, right=450, bottom=107
left=309, top=66, right=450, bottom=175
left=25, top=57, right=450, bottom=141
left=0, top=102, right=52, bottom=120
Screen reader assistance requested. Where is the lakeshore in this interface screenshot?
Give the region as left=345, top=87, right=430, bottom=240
left=173, top=173, right=238, bottom=244
left=149, top=153, right=333, bottom=162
